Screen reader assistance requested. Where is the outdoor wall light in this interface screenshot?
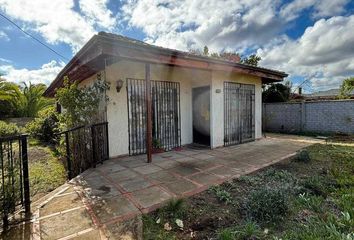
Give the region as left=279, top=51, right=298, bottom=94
left=116, top=79, right=124, bottom=92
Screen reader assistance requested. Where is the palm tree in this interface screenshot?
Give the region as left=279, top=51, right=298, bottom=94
left=0, top=79, right=54, bottom=117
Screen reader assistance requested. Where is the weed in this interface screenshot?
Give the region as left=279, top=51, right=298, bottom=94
left=210, top=186, right=233, bottom=204
left=218, top=221, right=264, bottom=240
left=218, top=228, right=234, bottom=240
left=244, top=187, right=289, bottom=223
left=234, top=221, right=263, bottom=239
left=282, top=216, right=354, bottom=240
left=160, top=198, right=186, bottom=219
left=301, top=175, right=331, bottom=197
left=295, top=150, right=311, bottom=163
left=262, top=168, right=294, bottom=182
left=142, top=215, right=177, bottom=240
left=238, top=175, right=262, bottom=185
left=297, top=192, right=324, bottom=213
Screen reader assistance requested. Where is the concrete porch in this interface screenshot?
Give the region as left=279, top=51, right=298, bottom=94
left=22, top=136, right=313, bottom=240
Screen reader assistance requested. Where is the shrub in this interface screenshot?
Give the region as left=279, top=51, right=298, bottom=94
left=244, top=187, right=289, bottom=223
left=296, top=150, right=311, bottom=163
left=0, top=121, right=20, bottom=137
left=25, top=107, right=59, bottom=144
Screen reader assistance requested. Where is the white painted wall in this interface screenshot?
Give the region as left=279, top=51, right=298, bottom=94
left=104, top=60, right=210, bottom=157
left=210, top=70, right=262, bottom=148
left=79, top=60, right=263, bottom=157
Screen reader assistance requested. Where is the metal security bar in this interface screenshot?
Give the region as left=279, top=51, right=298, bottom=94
left=224, top=82, right=255, bottom=146
left=0, top=135, right=30, bottom=228
left=58, top=122, right=109, bottom=179
left=127, top=79, right=181, bottom=155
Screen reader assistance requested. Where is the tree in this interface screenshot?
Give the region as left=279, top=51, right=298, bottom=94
left=189, top=46, right=261, bottom=66
left=262, top=82, right=292, bottom=103
left=0, top=80, right=54, bottom=117
left=338, top=77, right=354, bottom=99
left=240, top=54, right=261, bottom=66
left=0, top=77, right=17, bottom=117
left=55, top=76, right=109, bottom=128
left=203, top=46, right=209, bottom=56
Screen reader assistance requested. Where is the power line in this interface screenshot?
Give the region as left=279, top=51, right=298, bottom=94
left=0, top=12, right=69, bottom=61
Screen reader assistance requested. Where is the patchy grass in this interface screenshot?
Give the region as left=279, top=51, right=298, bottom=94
left=143, top=144, right=354, bottom=239
left=28, top=139, right=66, bottom=201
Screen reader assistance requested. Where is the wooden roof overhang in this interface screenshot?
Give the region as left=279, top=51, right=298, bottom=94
left=44, top=34, right=288, bottom=97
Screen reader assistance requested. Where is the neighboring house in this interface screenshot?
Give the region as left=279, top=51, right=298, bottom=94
left=302, top=89, right=354, bottom=101
left=44, top=32, right=287, bottom=158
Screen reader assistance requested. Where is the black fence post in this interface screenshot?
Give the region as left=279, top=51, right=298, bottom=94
left=91, top=125, right=96, bottom=168
left=21, top=135, right=30, bottom=218
left=105, top=122, right=109, bottom=160
left=65, top=132, right=72, bottom=179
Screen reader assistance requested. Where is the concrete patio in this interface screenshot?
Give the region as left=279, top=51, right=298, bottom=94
left=12, top=135, right=314, bottom=240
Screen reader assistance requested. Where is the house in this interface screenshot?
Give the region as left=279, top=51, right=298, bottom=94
left=302, top=88, right=354, bottom=101
left=44, top=32, right=287, bottom=160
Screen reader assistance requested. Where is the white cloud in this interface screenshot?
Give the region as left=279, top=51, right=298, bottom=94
left=0, top=60, right=65, bottom=85
left=257, top=15, right=354, bottom=91
left=280, top=0, right=349, bottom=21
left=121, top=0, right=283, bottom=52
left=79, top=0, right=116, bottom=30
left=0, top=0, right=116, bottom=52
left=0, top=57, right=12, bottom=63
left=0, top=30, right=10, bottom=41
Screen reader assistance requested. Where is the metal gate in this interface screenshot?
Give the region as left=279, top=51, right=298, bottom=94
left=127, top=79, right=181, bottom=155
left=0, top=135, right=30, bottom=227
left=224, top=82, right=255, bottom=146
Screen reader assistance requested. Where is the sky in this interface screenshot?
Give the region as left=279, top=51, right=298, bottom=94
left=0, top=0, right=353, bottom=93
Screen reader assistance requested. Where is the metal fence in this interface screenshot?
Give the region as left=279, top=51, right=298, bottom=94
left=0, top=135, right=30, bottom=227
left=58, top=122, right=109, bottom=179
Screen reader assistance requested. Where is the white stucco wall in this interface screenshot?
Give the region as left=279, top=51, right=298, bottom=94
left=104, top=60, right=211, bottom=157
left=79, top=61, right=263, bottom=157
left=210, top=71, right=262, bottom=148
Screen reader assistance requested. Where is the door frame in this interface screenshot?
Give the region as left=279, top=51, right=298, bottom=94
left=192, top=86, right=211, bottom=147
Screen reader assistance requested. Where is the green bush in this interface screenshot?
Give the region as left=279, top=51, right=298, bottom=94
left=0, top=121, right=20, bottom=137
left=25, top=107, right=59, bottom=143
left=244, top=187, right=289, bottom=223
